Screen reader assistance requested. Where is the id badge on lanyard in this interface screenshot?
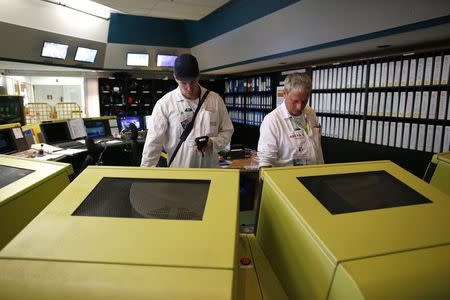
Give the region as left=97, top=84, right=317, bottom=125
left=289, top=129, right=308, bottom=166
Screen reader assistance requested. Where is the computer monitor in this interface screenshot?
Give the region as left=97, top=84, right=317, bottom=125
left=126, top=53, right=149, bottom=67
left=40, top=122, right=72, bottom=144
left=41, top=41, right=69, bottom=60
left=0, top=129, right=16, bottom=154
left=74, top=47, right=97, bottom=63
left=119, top=116, right=142, bottom=131
left=84, top=120, right=106, bottom=139
left=156, top=54, right=177, bottom=67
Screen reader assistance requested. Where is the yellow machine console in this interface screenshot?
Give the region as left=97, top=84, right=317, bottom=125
left=0, top=155, right=73, bottom=249
left=257, top=161, right=450, bottom=299
left=0, top=166, right=239, bottom=299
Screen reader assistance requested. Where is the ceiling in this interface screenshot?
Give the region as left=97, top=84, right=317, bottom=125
left=92, top=0, right=230, bottom=20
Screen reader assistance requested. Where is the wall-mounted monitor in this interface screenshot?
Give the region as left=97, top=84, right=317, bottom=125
left=127, top=53, right=149, bottom=67
left=41, top=41, right=69, bottom=60
left=74, top=47, right=98, bottom=63
left=156, top=54, right=177, bottom=67
left=84, top=120, right=106, bottom=139
left=119, top=115, right=143, bottom=131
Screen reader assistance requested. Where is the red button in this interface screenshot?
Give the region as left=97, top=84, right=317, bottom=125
left=240, top=257, right=251, bottom=265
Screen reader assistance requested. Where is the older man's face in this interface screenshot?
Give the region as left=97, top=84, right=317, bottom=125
left=284, top=89, right=309, bottom=116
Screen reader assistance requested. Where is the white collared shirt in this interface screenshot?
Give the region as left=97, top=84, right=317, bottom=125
left=257, top=101, right=324, bottom=167
left=141, top=85, right=234, bottom=168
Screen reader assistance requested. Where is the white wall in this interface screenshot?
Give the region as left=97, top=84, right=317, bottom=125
left=192, top=0, right=450, bottom=71
left=85, top=77, right=100, bottom=117
left=0, top=0, right=109, bottom=42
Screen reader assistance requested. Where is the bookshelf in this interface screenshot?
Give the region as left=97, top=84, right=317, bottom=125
left=224, top=75, right=275, bottom=127
left=311, top=49, right=450, bottom=155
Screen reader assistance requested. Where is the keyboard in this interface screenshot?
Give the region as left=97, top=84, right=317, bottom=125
left=55, top=140, right=86, bottom=149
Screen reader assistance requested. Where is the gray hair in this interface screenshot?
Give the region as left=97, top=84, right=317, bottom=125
left=283, top=73, right=312, bottom=94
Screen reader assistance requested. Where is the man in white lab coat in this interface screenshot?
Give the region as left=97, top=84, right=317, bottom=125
left=257, top=73, right=324, bottom=167
left=140, top=54, right=234, bottom=168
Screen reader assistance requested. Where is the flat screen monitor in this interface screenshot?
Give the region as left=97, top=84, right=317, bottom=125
left=84, top=120, right=106, bottom=139
left=156, top=54, right=177, bottom=67
left=41, top=41, right=69, bottom=60
left=0, top=129, right=16, bottom=154
left=298, top=171, right=431, bottom=214
left=127, top=53, right=149, bottom=67
left=40, top=122, right=72, bottom=144
left=119, top=116, right=142, bottom=131
left=74, top=47, right=97, bottom=63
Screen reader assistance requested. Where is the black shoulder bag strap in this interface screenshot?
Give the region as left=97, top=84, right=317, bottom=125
left=168, top=90, right=210, bottom=167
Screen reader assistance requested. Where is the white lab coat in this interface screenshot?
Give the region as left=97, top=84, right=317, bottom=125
left=141, top=85, right=234, bottom=168
left=257, top=102, right=324, bottom=167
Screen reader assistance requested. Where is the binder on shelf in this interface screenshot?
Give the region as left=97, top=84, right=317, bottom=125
left=410, top=123, right=418, bottom=150
left=376, top=121, right=383, bottom=145
left=351, top=65, right=357, bottom=88
left=383, top=121, right=389, bottom=146
left=352, top=119, right=358, bottom=141
left=443, top=126, right=450, bottom=152
left=339, top=118, right=344, bottom=138
left=347, top=66, right=352, bottom=88
left=432, top=55, right=442, bottom=85
left=405, top=92, right=414, bottom=118
left=425, top=125, right=434, bottom=152
left=392, top=92, right=399, bottom=117
left=369, top=63, right=375, bottom=88
left=348, top=119, right=354, bottom=140
left=396, top=122, right=403, bottom=148
left=365, top=120, right=371, bottom=143
left=370, top=120, right=377, bottom=144
left=400, top=59, right=409, bottom=86
left=340, top=93, right=346, bottom=114
left=438, top=91, right=447, bottom=120
left=385, top=92, right=392, bottom=117
left=442, top=54, right=450, bottom=85
left=360, top=93, right=366, bottom=115
left=389, top=122, right=396, bottom=146
left=398, top=92, right=406, bottom=118
left=323, top=69, right=328, bottom=89
left=429, top=91, right=438, bottom=119
left=350, top=93, right=356, bottom=115
left=343, top=118, right=349, bottom=140
left=355, top=93, right=361, bottom=115
left=393, top=60, right=402, bottom=86
left=358, top=119, right=364, bottom=141
left=408, top=58, right=416, bottom=86
left=433, top=125, right=443, bottom=153
left=372, top=92, right=379, bottom=117
left=345, top=93, right=351, bottom=114
left=326, top=117, right=331, bottom=136
left=381, top=62, right=388, bottom=87
left=402, top=123, right=410, bottom=149
left=331, top=117, right=337, bottom=137
left=413, top=91, right=421, bottom=119
left=362, top=64, right=368, bottom=88
left=342, top=67, right=348, bottom=89
left=332, top=67, right=338, bottom=89
left=388, top=61, right=395, bottom=87
left=416, top=57, right=425, bottom=86
left=420, top=91, right=429, bottom=119
left=424, top=57, right=433, bottom=85
left=417, top=124, right=426, bottom=151
left=367, top=93, right=373, bottom=116
left=375, top=62, right=381, bottom=87
left=357, top=65, right=363, bottom=88
left=337, top=67, right=342, bottom=89
left=378, top=92, right=385, bottom=117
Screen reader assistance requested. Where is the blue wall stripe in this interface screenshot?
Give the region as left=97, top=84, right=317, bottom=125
left=200, top=15, right=450, bottom=73
left=107, top=0, right=300, bottom=47
left=183, top=0, right=300, bottom=47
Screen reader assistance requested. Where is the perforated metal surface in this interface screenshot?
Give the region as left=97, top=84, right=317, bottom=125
left=298, top=171, right=432, bottom=214
left=72, top=177, right=210, bottom=220
left=0, top=165, right=34, bottom=189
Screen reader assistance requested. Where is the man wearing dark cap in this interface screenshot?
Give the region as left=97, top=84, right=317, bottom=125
left=141, top=54, right=234, bottom=168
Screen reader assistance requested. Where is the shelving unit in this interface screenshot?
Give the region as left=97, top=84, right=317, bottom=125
left=311, top=49, right=450, bottom=154
left=224, top=75, right=275, bottom=127
left=98, top=77, right=224, bottom=119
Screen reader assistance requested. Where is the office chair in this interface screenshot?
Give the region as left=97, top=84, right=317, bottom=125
left=79, top=137, right=105, bottom=173
left=127, top=123, right=141, bottom=166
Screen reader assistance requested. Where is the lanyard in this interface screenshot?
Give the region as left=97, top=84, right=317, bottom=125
left=290, top=115, right=309, bottom=133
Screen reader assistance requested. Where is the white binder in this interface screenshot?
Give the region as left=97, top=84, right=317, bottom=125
left=410, top=123, right=418, bottom=150
left=402, top=123, right=410, bottom=149
left=417, top=124, right=426, bottom=151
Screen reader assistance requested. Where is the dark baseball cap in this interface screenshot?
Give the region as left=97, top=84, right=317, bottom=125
left=174, top=54, right=199, bottom=81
